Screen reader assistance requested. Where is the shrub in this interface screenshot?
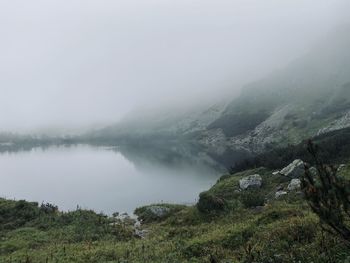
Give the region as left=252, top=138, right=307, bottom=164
left=197, top=192, right=226, bottom=213
left=240, top=190, right=265, bottom=208
left=302, top=140, right=350, bottom=243
left=0, top=199, right=40, bottom=231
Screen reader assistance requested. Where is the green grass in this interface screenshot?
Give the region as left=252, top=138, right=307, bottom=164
left=1, top=166, right=350, bottom=262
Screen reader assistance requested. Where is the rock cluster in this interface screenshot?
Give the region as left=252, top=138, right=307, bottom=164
left=239, top=174, right=262, bottom=190
left=274, top=160, right=304, bottom=198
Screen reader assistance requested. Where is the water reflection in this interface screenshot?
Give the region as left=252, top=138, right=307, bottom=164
left=0, top=144, right=221, bottom=214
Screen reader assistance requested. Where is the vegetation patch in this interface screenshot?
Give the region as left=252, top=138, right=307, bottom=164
left=134, top=204, right=186, bottom=223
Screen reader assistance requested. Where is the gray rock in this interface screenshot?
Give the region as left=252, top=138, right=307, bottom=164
left=134, top=229, right=149, bottom=239
left=134, top=220, right=141, bottom=229
left=146, top=206, right=170, bottom=218
left=239, top=174, right=262, bottom=190
left=272, top=171, right=280, bottom=175
left=275, top=191, right=288, bottom=199
left=287, top=179, right=301, bottom=191
left=279, top=159, right=304, bottom=178
left=115, top=213, right=136, bottom=225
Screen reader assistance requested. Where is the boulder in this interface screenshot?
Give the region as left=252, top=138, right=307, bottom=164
left=134, top=229, right=149, bottom=239
left=239, top=174, right=262, bottom=190
left=114, top=213, right=136, bottom=225
left=134, top=220, right=141, bottom=229
left=135, top=204, right=184, bottom=222
left=146, top=205, right=170, bottom=218
left=275, top=191, right=288, bottom=199
left=279, top=159, right=304, bottom=178
left=287, top=179, right=301, bottom=191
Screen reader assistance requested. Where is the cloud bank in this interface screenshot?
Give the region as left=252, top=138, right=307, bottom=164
left=0, top=0, right=348, bottom=132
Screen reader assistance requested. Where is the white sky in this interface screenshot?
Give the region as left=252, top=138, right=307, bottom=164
left=0, top=0, right=349, bottom=132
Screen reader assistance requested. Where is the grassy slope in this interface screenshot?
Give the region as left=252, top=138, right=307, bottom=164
left=2, top=165, right=350, bottom=263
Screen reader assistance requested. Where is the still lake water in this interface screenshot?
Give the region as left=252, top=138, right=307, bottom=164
left=0, top=144, right=220, bottom=214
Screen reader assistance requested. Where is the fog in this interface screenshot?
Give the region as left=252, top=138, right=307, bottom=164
left=0, top=0, right=349, bottom=133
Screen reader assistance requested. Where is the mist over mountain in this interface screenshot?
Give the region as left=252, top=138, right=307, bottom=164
left=4, top=2, right=350, bottom=262
left=91, top=25, right=350, bottom=160
left=0, top=0, right=349, bottom=132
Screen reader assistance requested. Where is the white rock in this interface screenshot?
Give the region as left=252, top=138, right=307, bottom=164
left=275, top=191, right=288, bottom=199
left=279, top=159, right=304, bottom=178
left=287, top=179, right=301, bottom=191
left=272, top=171, right=280, bottom=175
left=239, top=174, right=262, bottom=190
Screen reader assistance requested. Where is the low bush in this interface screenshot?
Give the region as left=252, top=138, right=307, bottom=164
left=240, top=190, right=265, bottom=208
left=197, top=191, right=226, bottom=213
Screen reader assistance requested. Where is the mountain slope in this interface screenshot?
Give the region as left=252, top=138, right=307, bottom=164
left=89, top=26, right=350, bottom=162
left=201, top=26, right=350, bottom=154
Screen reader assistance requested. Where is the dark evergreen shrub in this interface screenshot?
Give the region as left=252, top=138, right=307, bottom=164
left=302, top=140, right=350, bottom=243
left=197, top=191, right=225, bottom=213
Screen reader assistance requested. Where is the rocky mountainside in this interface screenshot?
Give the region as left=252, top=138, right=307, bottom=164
left=90, top=26, right=350, bottom=162
left=202, top=27, right=350, bottom=155
left=88, top=100, right=229, bottom=141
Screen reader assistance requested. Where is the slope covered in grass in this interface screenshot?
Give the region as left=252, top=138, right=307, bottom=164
left=2, top=160, right=350, bottom=262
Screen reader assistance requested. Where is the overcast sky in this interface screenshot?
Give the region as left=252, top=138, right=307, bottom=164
left=0, top=0, right=349, bottom=133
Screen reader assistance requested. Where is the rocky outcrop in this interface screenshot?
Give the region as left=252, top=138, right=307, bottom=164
left=279, top=159, right=304, bottom=178
left=317, top=110, right=350, bottom=135
left=145, top=206, right=170, bottom=218
left=287, top=179, right=301, bottom=191
left=199, top=128, right=228, bottom=155
left=239, top=174, right=262, bottom=190
left=228, top=105, right=295, bottom=153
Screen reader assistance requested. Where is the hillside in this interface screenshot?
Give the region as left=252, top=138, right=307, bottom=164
left=88, top=27, right=350, bottom=167
left=2, top=149, right=350, bottom=262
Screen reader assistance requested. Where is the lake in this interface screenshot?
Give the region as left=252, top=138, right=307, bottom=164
left=0, top=144, right=221, bottom=214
